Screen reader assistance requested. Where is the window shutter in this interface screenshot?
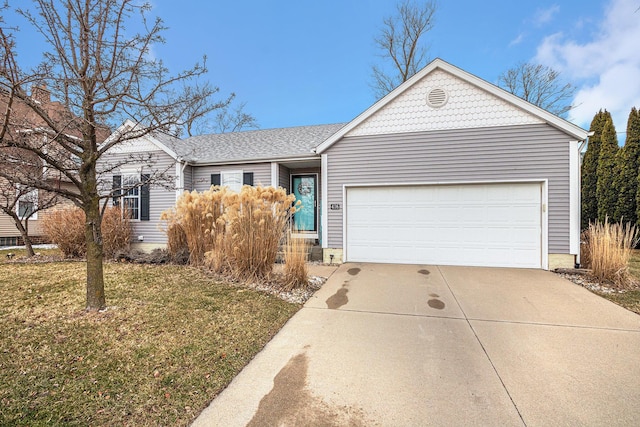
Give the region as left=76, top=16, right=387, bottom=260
left=211, top=173, right=221, bottom=186
left=112, top=175, right=121, bottom=207
left=140, top=174, right=150, bottom=221
left=243, top=172, right=254, bottom=186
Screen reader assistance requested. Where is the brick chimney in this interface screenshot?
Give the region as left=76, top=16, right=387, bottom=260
left=31, top=85, right=51, bottom=104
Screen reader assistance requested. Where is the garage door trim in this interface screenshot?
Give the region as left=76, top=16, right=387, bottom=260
left=342, top=179, right=548, bottom=269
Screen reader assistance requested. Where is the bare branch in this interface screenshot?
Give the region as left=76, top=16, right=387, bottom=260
left=370, top=0, right=437, bottom=99
left=498, top=61, right=576, bottom=118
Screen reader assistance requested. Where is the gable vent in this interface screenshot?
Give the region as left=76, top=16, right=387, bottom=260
left=427, top=88, right=448, bottom=108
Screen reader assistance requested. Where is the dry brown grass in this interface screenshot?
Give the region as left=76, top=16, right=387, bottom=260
left=42, top=207, right=86, bottom=258
left=0, top=261, right=299, bottom=426
left=43, top=206, right=132, bottom=259
left=101, top=206, right=132, bottom=258
left=282, top=232, right=309, bottom=291
left=582, top=218, right=640, bottom=289
left=163, top=186, right=298, bottom=282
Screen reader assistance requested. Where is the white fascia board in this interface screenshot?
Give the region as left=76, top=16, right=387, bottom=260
left=321, top=154, right=328, bottom=249
left=191, top=155, right=320, bottom=167
left=147, top=134, right=178, bottom=160
left=102, top=120, right=178, bottom=160
left=271, top=162, right=279, bottom=187
left=569, top=140, right=580, bottom=256
left=316, top=58, right=589, bottom=154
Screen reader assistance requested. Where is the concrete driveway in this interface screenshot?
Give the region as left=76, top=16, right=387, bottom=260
left=193, top=263, right=640, bottom=426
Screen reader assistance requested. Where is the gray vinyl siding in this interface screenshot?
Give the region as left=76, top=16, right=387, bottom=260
left=101, top=149, right=177, bottom=244
left=278, top=165, right=290, bottom=192
left=191, top=163, right=271, bottom=192
left=183, top=165, right=193, bottom=191
left=325, top=124, right=571, bottom=253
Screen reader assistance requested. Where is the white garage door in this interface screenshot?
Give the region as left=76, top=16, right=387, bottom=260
left=345, top=183, right=542, bottom=268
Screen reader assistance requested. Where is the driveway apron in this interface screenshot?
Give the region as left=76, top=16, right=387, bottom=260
left=193, top=263, right=640, bottom=427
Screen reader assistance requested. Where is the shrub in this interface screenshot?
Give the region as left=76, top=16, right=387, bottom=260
left=102, top=206, right=132, bottom=258
left=43, top=206, right=133, bottom=259
left=582, top=218, right=639, bottom=289
left=43, top=207, right=85, bottom=258
left=282, top=231, right=309, bottom=291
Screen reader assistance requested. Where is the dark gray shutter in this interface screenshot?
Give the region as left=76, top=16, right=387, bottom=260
left=243, top=172, right=254, bottom=186
left=140, top=174, right=150, bottom=221
left=211, top=173, right=221, bottom=186
left=112, top=175, right=121, bottom=207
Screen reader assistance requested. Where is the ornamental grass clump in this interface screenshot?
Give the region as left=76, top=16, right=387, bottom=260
left=582, top=218, right=639, bottom=289
left=282, top=230, right=309, bottom=291
left=163, top=185, right=299, bottom=282
left=102, top=206, right=132, bottom=258
left=160, top=188, right=226, bottom=266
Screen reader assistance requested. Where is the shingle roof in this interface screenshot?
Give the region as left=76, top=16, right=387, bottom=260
left=164, top=123, right=345, bottom=164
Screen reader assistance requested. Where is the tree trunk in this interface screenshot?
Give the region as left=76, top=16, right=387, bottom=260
left=10, top=213, right=35, bottom=257
left=84, top=189, right=106, bottom=311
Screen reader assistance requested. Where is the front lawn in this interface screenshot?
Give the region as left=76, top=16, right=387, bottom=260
left=0, top=260, right=299, bottom=426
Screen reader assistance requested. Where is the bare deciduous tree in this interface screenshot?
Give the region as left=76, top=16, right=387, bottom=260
left=183, top=95, right=258, bottom=136
left=498, top=62, right=575, bottom=117
left=370, top=0, right=437, bottom=99
left=0, top=0, right=232, bottom=311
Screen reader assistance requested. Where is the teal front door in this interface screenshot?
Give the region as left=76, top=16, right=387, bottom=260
left=292, top=175, right=317, bottom=232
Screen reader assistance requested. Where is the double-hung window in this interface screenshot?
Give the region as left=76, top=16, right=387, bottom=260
left=16, top=186, right=38, bottom=220
left=210, top=171, right=254, bottom=191
left=113, top=172, right=150, bottom=221
left=122, top=173, right=141, bottom=220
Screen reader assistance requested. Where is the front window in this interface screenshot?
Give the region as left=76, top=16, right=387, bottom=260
left=122, top=173, right=140, bottom=220
left=222, top=171, right=242, bottom=193
left=16, top=186, right=38, bottom=220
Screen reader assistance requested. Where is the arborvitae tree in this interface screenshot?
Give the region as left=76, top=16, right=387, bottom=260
left=596, top=117, right=619, bottom=222
left=581, top=110, right=610, bottom=228
left=616, top=107, right=640, bottom=224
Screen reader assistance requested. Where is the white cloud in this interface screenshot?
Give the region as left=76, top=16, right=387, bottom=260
left=508, top=33, right=524, bottom=47
left=535, top=0, right=640, bottom=133
left=533, top=4, right=560, bottom=26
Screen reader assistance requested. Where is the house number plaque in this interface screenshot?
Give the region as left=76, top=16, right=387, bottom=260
left=330, top=204, right=341, bottom=210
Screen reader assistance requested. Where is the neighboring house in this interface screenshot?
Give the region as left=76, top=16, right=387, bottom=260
left=104, top=59, right=589, bottom=270
left=0, top=86, right=103, bottom=246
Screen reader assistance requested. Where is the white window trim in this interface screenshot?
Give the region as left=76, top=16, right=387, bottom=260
left=221, top=170, right=243, bottom=193
left=16, top=186, right=38, bottom=220
left=121, top=172, right=141, bottom=221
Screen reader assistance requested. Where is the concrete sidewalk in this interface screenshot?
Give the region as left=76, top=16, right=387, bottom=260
left=193, top=263, right=640, bottom=426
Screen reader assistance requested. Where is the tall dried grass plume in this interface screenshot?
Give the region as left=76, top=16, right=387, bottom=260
left=162, top=185, right=298, bottom=282
left=582, top=218, right=639, bottom=289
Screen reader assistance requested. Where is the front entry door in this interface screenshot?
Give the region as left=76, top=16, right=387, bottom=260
left=292, top=174, right=317, bottom=232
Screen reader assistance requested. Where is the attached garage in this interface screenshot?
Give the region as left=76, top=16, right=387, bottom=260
left=345, top=182, right=543, bottom=268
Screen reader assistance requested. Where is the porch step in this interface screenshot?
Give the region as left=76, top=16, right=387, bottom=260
left=276, top=244, right=322, bottom=263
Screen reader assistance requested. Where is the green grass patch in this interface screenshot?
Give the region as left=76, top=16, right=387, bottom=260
left=0, top=261, right=299, bottom=426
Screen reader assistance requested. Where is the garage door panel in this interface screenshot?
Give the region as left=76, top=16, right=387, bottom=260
left=345, top=183, right=542, bottom=268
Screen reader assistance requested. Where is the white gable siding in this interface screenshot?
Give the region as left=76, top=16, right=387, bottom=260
left=346, top=69, right=543, bottom=137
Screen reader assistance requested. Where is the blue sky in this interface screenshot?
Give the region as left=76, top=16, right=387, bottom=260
left=8, top=0, right=640, bottom=140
